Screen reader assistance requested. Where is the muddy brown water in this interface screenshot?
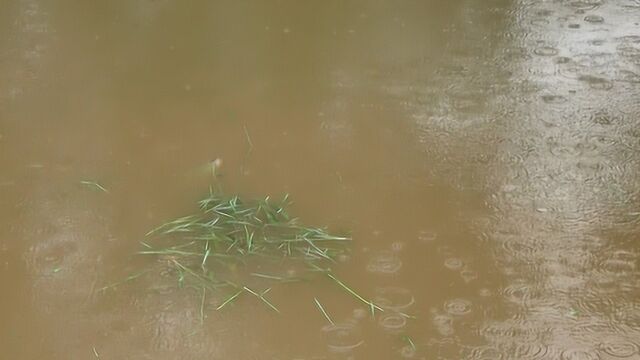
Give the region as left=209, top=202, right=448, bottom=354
left=1, top=1, right=640, bottom=359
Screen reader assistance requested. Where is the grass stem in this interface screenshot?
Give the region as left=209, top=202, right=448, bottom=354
left=314, top=297, right=335, bottom=325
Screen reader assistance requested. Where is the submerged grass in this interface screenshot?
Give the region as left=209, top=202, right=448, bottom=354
left=128, top=187, right=381, bottom=315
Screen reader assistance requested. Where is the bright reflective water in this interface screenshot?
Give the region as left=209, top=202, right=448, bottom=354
left=1, top=1, right=639, bottom=359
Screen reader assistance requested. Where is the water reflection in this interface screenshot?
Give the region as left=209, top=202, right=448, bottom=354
left=469, top=0, right=640, bottom=358
left=388, top=0, right=640, bottom=358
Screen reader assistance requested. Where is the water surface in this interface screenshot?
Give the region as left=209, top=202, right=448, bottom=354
left=1, top=1, right=639, bottom=359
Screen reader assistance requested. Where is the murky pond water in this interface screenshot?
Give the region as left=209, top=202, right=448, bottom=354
left=1, top=0, right=640, bottom=359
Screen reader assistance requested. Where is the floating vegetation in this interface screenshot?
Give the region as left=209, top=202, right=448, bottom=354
left=117, top=186, right=382, bottom=315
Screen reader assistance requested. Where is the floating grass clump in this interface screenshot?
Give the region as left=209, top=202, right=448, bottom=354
left=129, top=187, right=381, bottom=315
left=145, top=190, right=349, bottom=263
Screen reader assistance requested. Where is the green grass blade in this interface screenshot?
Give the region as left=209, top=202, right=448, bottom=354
left=250, top=273, right=283, bottom=280
left=80, top=180, right=108, bottom=193
left=314, top=297, right=335, bottom=325
left=216, top=290, right=243, bottom=310
left=243, top=286, right=280, bottom=313
left=326, top=273, right=383, bottom=314
left=202, top=248, right=211, bottom=269
left=200, top=287, right=207, bottom=324
left=97, top=269, right=152, bottom=292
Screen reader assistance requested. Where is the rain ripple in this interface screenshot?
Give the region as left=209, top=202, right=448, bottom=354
left=444, top=257, right=464, bottom=271
left=514, top=342, right=552, bottom=360
left=541, top=94, right=568, bottom=104
left=594, top=250, right=638, bottom=276
left=572, top=294, right=617, bottom=318
left=560, top=348, right=600, bottom=360
left=466, top=346, right=504, bottom=360
left=460, top=267, right=479, bottom=283
left=578, top=75, right=613, bottom=90
left=433, top=313, right=455, bottom=336
left=613, top=303, right=640, bottom=329
left=616, top=70, right=640, bottom=84
left=598, top=338, right=640, bottom=358
left=378, top=313, right=408, bottom=334
left=478, top=319, right=552, bottom=343
left=444, top=298, right=472, bottom=316
left=366, top=250, right=402, bottom=274
left=584, top=15, right=605, bottom=24
left=417, top=229, right=438, bottom=243
left=373, top=287, right=415, bottom=311
left=322, top=322, right=364, bottom=354
left=568, top=1, right=604, bottom=11
left=534, top=46, right=560, bottom=57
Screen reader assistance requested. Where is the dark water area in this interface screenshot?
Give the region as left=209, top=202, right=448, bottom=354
left=1, top=1, right=639, bottom=359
